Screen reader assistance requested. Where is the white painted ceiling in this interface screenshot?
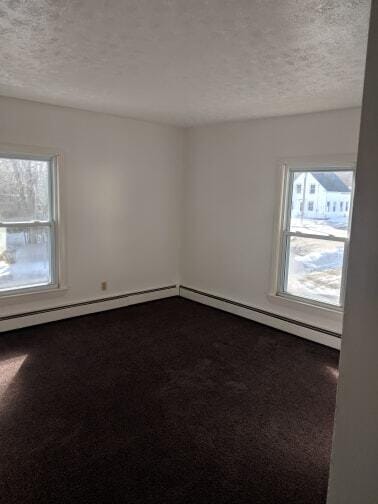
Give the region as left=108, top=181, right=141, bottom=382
left=0, top=0, right=370, bottom=126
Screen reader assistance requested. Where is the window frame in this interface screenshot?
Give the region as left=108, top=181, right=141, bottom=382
left=276, top=162, right=356, bottom=311
left=0, top=147, right=65, bottom=298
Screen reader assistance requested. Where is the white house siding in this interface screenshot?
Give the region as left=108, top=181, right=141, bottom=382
left=292, top=172, right=350, bottom=220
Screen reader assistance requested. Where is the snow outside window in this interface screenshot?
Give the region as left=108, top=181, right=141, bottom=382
left=0, top=155, right=58, bottom=295
left=278, top=168, right=355, bottom=307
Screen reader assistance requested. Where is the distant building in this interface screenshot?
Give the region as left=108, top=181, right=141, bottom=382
left=291, top=172, right=351, bottom=220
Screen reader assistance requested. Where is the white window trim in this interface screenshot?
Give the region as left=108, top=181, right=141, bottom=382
left=0, top=143, right=67, bottom=300
left=269, top=155, right=356, bottom=313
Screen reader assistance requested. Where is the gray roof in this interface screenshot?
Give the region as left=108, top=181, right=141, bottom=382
left=312, top=172, right=351, bottom=193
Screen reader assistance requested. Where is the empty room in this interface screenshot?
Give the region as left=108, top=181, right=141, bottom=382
left=0, top=1, right=377, bottom=503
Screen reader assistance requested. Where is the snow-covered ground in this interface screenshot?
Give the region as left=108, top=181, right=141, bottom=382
left=0, top=232, right=50, bottom=292
left=286, top=217, right=347, bottom=305
left=286, top=246, right=343, bottom=305
left=290, top=216, right=349, bottom=238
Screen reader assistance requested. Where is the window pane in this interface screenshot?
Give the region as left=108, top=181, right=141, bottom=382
left=0, top=157, right=50, bottom=222
left=289, top=170, right=353, bottom=238
left=285, top=236, right=344, bottom=306
left=0, top=226, right=52, bottom=292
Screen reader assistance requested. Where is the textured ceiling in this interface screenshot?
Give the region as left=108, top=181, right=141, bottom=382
left=0, top=0, right=371, bottom=126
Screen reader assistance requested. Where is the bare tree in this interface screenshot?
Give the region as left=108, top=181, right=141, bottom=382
left=0, top=158, right=49, bottom=245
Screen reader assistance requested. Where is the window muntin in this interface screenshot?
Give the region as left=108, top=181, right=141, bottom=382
left=0, top=155, right=57, bottom=294
left=279, top=168, right=354, bottom=307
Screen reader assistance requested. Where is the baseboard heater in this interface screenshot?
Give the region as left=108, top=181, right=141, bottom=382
left=1, top=284, right=341, bottom=349
left=180, top=285, right=341, bottom=341
left=0, top=285, right=177, bottom=322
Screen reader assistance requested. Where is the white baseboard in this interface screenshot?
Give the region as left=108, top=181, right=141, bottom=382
left=180, top=286, right=341, bottom=350
left=0, top=284, right=341, bottom=350
left=0, top=285, right=178, bottom=333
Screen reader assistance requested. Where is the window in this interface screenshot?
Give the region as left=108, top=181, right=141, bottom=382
left=340, top=202, right=344, bottom=211
left=327, top=201, right=330, bottom=212
left=278, top=167, right=355, bottom=307
left=346, top=201, right=349, bottom=211
left=333, top=202, right=336, bottom=212
left=0, top=154, right=59, bottom=295
left=296, top=184, right=302, bottom=194
left=310, top=184, right=316, bottom=194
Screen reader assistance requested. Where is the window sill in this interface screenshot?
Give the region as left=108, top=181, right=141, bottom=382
left=267, top=292, right=344, bottom=318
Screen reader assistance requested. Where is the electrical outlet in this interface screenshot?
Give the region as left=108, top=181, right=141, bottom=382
left=101, top=281, right=107, bottom=291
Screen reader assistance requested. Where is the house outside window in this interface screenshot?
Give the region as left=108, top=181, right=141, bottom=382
left=0, top=153, right=62, bottom=296
left=277, top=166, right=355, bottom=307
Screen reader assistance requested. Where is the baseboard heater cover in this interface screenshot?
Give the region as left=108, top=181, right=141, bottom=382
left=179, top=285, right=341, bottom=342
left=0, top=285, right=177, bottom=322
left=1, top=284, right=340, bottom=349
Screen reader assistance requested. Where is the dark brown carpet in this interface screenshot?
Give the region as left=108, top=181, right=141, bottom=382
left=0, top=297, right=339, bottom=504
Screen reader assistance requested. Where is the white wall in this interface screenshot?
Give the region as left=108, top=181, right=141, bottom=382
left=327, top=2, right=378, bottom=502
left=181, top=108, right=361, bottom=335
left=0, top=97, right=362, bottom=339
left=0, top=97, right=183, bottom=322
